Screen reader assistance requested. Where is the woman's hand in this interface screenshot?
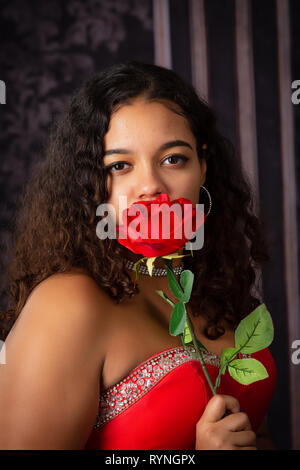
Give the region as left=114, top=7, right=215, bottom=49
left=195, top=394, right=257, bottom=450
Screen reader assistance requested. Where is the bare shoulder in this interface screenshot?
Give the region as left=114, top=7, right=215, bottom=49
left=0, top=269, right=113, bottom=449
left=10, top=268, right=113, bottom=350
left=25, top=268, right=112, bottom=312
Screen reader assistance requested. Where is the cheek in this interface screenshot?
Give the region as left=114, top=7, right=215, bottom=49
left=180, top=175, right=202, bottom=206
left=105, top=174, right=112, bottom=198
left=106, top=187, right=129, bottom=226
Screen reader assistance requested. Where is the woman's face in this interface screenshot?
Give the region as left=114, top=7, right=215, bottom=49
left=102, top=96, right=207, bottom=226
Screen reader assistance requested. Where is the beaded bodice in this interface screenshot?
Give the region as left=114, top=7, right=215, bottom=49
left=92, top=344, right=252, bottom=431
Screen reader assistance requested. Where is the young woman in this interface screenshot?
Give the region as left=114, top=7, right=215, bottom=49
left=0, top=61, right=276, bottom=450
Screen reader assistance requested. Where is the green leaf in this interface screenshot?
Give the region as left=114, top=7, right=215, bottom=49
left=235, top=303, right=274, bottom=354
left=164, top=259, right=184, bottom=300
left=220, top=347, right=239, bottom=375
left=161, top=252, right=190, bottom=260
left=182, top=320, right=192, bottom=343
left=155, top=290, right=175, bottom=308
left=146, top=257, right=157, bottom=276
left=133, top=257, right=147, bottom=282
left=180, top=333, right=189, bottom=351
left=133, top=262, right=140, bottom=281
left=169, top=301, right=186, bottom=336
left=227, top=358, right=269, bottom=385
left=179, top=270, right=194, bottom=303
left=184, top=242, right=194, bottom=257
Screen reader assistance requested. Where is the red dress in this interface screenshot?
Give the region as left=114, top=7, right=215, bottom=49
left=84, top=344, right=276, bottom=450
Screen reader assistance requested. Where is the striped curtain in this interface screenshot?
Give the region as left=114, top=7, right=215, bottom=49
left=0, top=0, right=298, bottom=451
left=153, top=0, right=299, bottom=451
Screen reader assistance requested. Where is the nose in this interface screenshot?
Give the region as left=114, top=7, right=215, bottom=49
left=137, top=166, right=166, bottom=201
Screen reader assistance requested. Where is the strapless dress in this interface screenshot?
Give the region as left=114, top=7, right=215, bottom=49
left=84, top=344, right=276, bottom=450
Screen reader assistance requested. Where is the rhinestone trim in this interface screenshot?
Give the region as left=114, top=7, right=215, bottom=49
left=92, top=345, right=251, bottom=431
left=124, top=258, right=184, bottom=277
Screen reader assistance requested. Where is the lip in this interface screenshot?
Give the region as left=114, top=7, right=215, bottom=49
left=131, top=193, right=170, bottom=207
left=123, top=194, right=196, bottom=219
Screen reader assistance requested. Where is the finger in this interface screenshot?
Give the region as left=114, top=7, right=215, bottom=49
left=203, top=395, right=241, bottom=423
left=222, top=412, right=253, bottom=432
left=231, top=430, right=257, bottom=447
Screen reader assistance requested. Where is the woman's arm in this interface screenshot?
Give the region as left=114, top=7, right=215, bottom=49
left=0, top=273, right=109, bottom=449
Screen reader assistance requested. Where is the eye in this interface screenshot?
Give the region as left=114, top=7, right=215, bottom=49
left=104, top=154, right=189, bottom=173
left=162, top=154, right=189, bottom=166
left=104, top=161, right=131, bottom=173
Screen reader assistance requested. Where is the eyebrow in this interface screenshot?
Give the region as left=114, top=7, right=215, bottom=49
left=103, top=139, right=193, bottom=157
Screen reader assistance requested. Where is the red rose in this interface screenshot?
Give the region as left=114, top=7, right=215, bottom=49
left=116, top=193, right=205, bottom=257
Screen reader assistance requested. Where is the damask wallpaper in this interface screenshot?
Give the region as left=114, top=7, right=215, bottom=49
left=0, top=0, right=154, bottom=305
left=0, top=0, right=299, bottom=450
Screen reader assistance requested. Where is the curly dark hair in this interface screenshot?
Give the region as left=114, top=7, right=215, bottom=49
left=0, top=60, right=270, bottom=341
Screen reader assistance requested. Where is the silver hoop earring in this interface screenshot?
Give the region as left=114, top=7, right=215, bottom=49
left=200, top=185, right=212, bottom=217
